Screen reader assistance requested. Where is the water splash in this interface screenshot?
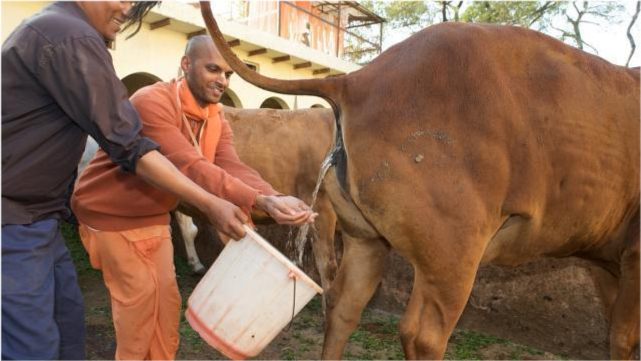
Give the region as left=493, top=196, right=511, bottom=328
left=293, top=155, right=334, bottom=266
left=285, top=226, right=296, bottom=257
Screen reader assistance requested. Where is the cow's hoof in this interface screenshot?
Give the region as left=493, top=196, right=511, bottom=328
left=193, top=266, right=207, bottom=276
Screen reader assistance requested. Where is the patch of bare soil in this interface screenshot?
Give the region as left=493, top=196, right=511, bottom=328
left=477, top=344, right=558, bottom=360
left=370, top=253, right=639, bottom=360
left=180, top=222, right=640, bottom=360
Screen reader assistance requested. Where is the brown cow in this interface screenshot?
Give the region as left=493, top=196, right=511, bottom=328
left=201, top=3, right=640, bottom=359
left=178, top=106, right=339, bottom=304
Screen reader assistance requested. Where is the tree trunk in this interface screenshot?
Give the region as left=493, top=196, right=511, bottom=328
left=442, top=1, right=448, bottom=22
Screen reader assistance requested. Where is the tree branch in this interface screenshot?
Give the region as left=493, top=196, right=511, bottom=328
left=572, top=1, right=582, bottom=15
left=453, top=1, right=464, bottom=22
left=528, top=1, right=555, bottom=27
left=626, top=1, right=640, bottom=67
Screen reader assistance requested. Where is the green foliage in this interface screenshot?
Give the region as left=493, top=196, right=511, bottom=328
left=375, top=1, right=472, bottom=32
left=461, top=1, right=565, bottom=30
left=369, top=1, right=631, bottom=60
left=377, top=1, right=566, bottom=31
left=382, top=1, right=436, bottom=32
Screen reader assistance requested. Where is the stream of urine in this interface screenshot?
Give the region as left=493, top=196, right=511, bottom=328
left=289, top=154, right=334, bottom=266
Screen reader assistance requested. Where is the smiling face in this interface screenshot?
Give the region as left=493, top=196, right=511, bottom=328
left=181, top=36, right=234, bottom=107
left=76, top=2, right=132, bottom=42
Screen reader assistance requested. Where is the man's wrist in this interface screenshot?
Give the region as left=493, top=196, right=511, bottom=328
left=199, top=193, right=220, bottom=213
left=255, top=194, right=268, bottom=211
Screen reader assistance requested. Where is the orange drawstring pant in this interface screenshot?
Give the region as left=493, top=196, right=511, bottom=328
left=79, top=225, right=181, bottom=360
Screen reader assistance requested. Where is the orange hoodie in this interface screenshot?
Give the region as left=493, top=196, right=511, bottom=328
left=72, top=79, right=279, bottom=231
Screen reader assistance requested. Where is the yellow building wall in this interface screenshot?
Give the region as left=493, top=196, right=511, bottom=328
left=1, top=1, right=330, bottom=109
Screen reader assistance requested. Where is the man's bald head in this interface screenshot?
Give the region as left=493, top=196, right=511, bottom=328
left=184, top=35, right=220, bottom=61
left=181, top=34, right=233, bottom=107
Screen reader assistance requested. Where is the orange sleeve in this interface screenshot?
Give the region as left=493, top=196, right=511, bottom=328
left=214, top=113, right=281, bottom=197
left=131, top=87, right=259, bottom=210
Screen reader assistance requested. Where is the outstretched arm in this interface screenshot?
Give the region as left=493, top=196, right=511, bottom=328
left=215, top=114, right=316, bottom=225
left=136, top=150, right=248, bottom=240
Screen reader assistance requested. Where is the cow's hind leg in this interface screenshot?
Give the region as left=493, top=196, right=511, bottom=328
left=321, top=234, right=389, bottom=360
left=397, top=235, right=486, bottom=359
left=609, top=213, right=640, bottom=360
left=173, top=211, right=206, bottom=275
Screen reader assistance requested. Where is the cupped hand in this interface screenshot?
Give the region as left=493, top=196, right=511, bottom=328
left=256, top=195, right=318, bottom=226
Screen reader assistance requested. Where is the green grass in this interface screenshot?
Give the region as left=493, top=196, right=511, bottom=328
left=173, top=250, right=194, bottom=279
left=86, top=304, right=112, bottom=318
left=280, top=347, right=297, bottom=360
left=447, top=329, right=507, bottom=359
left=61, top=223, right=101, bottom=278
left=345, top=309, right=405, bottom=360
left=175, top=253, right=206, bottom=350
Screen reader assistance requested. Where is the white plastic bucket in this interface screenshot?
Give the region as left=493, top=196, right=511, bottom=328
left=186, top=225, right=323, bottom=360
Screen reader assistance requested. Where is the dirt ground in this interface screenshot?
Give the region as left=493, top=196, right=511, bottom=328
left=364, top=242, right=640, bottom=360
left=370, top=253, right=614, bottom=359
left=67, top=223, right=557, bottom=360
left=80, top=274, right=561, bottom=361
left=184, top=221, right=640, bottom=360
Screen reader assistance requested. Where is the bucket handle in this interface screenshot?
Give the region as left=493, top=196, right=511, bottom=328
left=284, top=271, right=297, bottom=332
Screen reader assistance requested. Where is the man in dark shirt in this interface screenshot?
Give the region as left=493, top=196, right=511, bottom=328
left=1, top=2, right=269, bottom=359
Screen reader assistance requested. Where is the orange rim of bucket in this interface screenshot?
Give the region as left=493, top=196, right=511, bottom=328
left=186, top=307, right=250, bottom=360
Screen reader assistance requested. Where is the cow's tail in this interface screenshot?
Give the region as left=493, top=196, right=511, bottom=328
left=201, top=1, right=346, bottom=186
left=200, top=1, right=344, bottom=114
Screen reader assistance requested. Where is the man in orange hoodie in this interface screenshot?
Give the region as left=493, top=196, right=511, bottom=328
left=72, top=35, right=317, bottom=360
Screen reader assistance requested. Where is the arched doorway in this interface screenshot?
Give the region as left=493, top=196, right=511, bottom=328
left=220, top=88, right=243, bottom=108
left=121, top=72, right=162, bottom=97
left=260, top=97, right=289, bottom=110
